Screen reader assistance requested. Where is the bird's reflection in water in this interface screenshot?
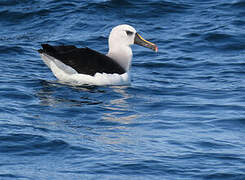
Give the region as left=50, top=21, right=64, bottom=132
left=36, top=80, right=140, bottom=146
left=102, top=86, right=139, bottom=124
left=37, top=80, right=104, bottom=107
left=97, top=86, right=141, bottom=147
left=38, top=81, right=139, bottom=123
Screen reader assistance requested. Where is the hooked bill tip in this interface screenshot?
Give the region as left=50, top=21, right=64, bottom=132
left=155, top=46, right=158, bottom=52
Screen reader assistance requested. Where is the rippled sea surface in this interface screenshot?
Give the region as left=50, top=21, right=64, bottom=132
left=1, top=0, right=245, bottom=179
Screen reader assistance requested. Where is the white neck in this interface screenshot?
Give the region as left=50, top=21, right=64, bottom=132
left=107, top=45, right=132, bottom=72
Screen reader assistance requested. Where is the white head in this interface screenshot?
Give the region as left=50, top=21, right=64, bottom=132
left=109, top=24, right=137, bottom=48
left=107, top=24, right=157, bottom=72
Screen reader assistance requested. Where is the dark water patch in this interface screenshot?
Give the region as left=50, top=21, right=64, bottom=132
left=221, top=42, right=245, bottom=51
left=185, top=32, right=202, bottom=38
left=0, top=0, right=36, bottom=6
left=37, top=94, right=102, bottom=107
left=84, top=161, right=170, bottom=176
left=232, top=19, right=245, bottom=26
left=0, top=45, right=25, bottom=55
left=0, top=34, right=39, bottom=46
left=0, top=9, right=50, bottom=25
left=96, top=0, right=132, bottom=6
left=83, top=0, right=191, bottom=20
left=35, top=81, right=105, bottom=108
left=175, top=152, right=245, bottom=163
left=199, top=30, right=245, bottom=52
left=231, top=0, right=245, bottom=9
left=48, top=1, right=79, bottom=9
left=0, top=134, right=46, bottom=153
left=214, top=118, right=245, bottom=130
left=194, top=140, right=236, bottom=151
left=0, top=133, right=93, bottom=156
left=136, top=0, right=192, bottom=14
left=0, top=89, right=33, bottom=102
left=0, top=123, right=68, bottom=136
left=0, top=173, right=29, bottom=180
left=203, top=173, right=245, bottom=180
left=114, top=162, right=166, bottom=175
left=203, top=32, right=233, bottom=42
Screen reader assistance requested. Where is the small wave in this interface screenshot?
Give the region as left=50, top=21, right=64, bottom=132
left=87, top=0, right=132, bottom=7
left=82, top=0, right=190, bottom=20
left=232, top=19, right=245, bottom=26
left=134, top=62, right=186, bottom=68
left=231, top=0, right=245, bottom=8
left=0, top=45, right=25, bottom=55
left=0, top=9, right=50, bottom=24
left=0, top=133, right=93, bottom=156
left=0, top=173, right=27, bottom=179
left=221, top=42, right=245, bottom=51
left=200, top=31, right=245, bottom=51
left=0, top=0, right=32, bottom=6
left=203, top=172, right=245, bottom=180
left=203, top=32, right=233, bottom=42
left=0, top=89, right=33, bottom=101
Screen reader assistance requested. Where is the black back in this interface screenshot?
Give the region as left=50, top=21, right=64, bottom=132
left=38, top=44, right=126, bottom=76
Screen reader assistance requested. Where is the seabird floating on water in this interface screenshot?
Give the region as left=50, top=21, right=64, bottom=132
left=38, top=24, right=157, bottom=85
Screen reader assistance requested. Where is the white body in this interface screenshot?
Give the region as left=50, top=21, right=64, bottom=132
left=41, top=53, right=130, bottom=86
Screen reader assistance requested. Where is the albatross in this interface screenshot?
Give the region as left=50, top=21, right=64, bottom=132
left=38, top=24, right=157, bottom=85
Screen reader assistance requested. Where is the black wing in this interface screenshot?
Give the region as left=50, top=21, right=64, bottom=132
left=38, top=44, right=126, bottom=76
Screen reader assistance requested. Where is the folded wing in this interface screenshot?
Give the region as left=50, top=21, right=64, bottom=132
left=38, top=44, right=126, bottom=76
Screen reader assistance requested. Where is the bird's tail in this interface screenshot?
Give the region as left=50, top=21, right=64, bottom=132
left=38, top=44, right=56, bottom=54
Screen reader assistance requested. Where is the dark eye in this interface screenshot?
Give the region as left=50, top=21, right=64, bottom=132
left=126, top=30, right=133, bottom=36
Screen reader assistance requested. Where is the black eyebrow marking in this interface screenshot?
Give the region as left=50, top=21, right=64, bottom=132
left=126, top=30, right=133, bottom=36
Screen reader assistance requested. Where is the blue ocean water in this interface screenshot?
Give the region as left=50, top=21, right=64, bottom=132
left=1, top=0, right=245, bottom=179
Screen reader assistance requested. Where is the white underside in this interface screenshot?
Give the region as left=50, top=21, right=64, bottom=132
left=40, top=53, right=130, bottom=86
